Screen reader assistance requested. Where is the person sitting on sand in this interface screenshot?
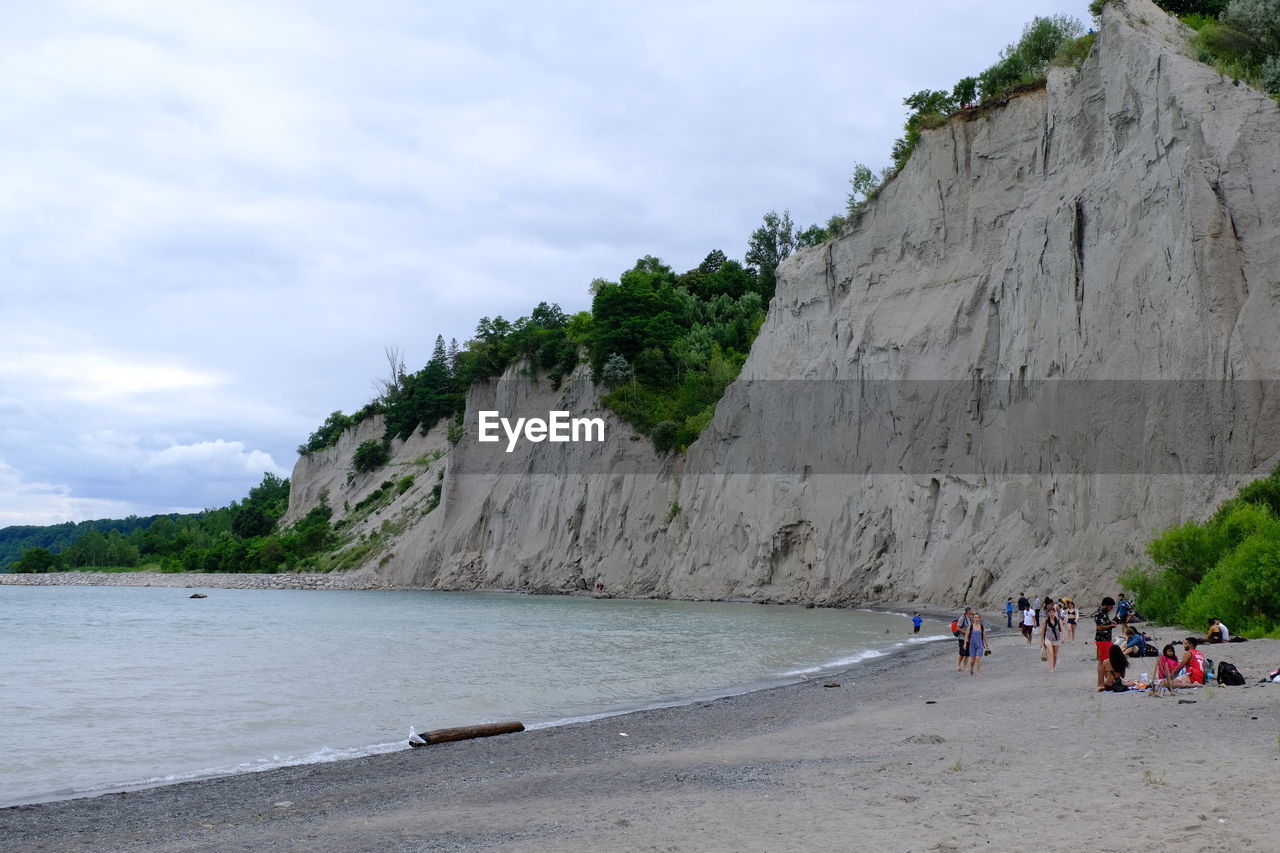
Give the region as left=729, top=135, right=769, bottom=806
left=1154, top=643, right=1190, bottom=689
left=1097, top=644, right=1135, bottom=692
left=1205, top=619, right=1223, bottom=643
left=1178, top=637, right=1207, bottom=685
left=1122, top=625, right=1147, bottom=657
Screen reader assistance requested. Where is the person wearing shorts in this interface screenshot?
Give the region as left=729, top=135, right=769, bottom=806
left=1021, top=606, right=1035, bottom=643
left=1094, top=596, right=1117, bottom=690
left=1041, top=605, right=1064, bottom=671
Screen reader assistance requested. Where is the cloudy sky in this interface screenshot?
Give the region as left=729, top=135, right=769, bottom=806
left=0, top=0, right=1092, bottom=526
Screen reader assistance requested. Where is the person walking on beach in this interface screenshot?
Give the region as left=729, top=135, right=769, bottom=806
left=1005, top=597, right=1014, bottom=628
left=956, top=607, right=974, bottom=671
left=1032, top=595, right=1042, bottom=627
left=1021, top=603, right=1036, bottom=643
left=1040, top=603, right=1064, bottom=672
left=1064, top=598, right=1078, bottom=643
left=965, top=613, right=986, bottom=674
left=911, top=612, right=923, bottom=634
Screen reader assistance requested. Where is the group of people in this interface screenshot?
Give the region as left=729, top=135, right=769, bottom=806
left=949, top=592, right=1233, bottom=692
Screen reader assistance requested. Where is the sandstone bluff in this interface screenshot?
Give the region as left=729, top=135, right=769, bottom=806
left=285, top=0, right=1280, bottom=608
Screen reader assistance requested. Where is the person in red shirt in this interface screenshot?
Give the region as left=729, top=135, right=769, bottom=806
left=1179, top=637, right=1207, bottom=685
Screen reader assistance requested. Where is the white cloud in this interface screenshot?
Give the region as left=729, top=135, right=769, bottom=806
left=0, top=460, right=140, bottom=527
left=138, top=438, right=286, bottom=480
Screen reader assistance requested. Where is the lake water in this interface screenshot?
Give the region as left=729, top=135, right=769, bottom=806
left=0, top=584, right=946, bottom=807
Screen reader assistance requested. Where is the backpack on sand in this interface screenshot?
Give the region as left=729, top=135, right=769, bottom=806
left=1216, top=661, right=1245, bottom=686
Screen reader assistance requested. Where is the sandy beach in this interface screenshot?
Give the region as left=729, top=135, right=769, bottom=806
left=2, top=619, right=1276, bottom=853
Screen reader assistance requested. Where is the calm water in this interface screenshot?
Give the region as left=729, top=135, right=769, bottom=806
left=0, top=585, right=945, bottom=806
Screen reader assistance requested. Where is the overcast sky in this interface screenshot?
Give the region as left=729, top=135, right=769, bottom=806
left=0, top=0, right=1093, bottom=526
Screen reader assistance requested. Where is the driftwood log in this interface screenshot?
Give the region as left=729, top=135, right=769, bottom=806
left=409, top=721, right=524, bottom=747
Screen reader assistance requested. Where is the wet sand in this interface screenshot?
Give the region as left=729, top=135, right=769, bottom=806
left=2, top=628, right=1277, bottom=852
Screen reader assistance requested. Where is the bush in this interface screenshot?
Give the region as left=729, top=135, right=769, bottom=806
left=11, top=547, right=64, bottom=573
left=1154, top=0, right=1229, bottom=14
left=1263, top=55, right=1280, bottom=91
left=1053, top=32, right=1098, bottom=68
left=651, top=421, right=679, bottom=453
left=1124, top=465, right=1280, bottom=634
left=353, top=439, right=390, bottom=473
left=1222, top=0, right=1280, bottom=55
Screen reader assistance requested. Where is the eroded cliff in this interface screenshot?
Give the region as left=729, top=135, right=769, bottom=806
left=287, top=0, right=1280, bottom=606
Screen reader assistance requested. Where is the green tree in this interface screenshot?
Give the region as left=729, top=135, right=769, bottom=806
left=12, top=547, right=64, bottom=573
left=353, top=439, right=390, bottom=473
left=744, top=210, right=797, bottom=299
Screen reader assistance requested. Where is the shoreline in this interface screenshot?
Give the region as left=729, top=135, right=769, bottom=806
left=0, top=569, right=392, bottom=591
left=4, top=629, right=1276, bottom=852
left=0, top=572, right=958, bottom=621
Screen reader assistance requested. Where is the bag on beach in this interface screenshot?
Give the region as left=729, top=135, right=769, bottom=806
left=951, top=619, right=960, bottom=636
left=1216, top=661, right=1245, bottom=686
left=1040, top=646, right=1048, bottom=661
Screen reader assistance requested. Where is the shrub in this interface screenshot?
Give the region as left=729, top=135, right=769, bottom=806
left=353, top=439, right=390, bottom=473
left=299, top=410, right=353, bottom=455
left=1154, top=0, right=1229, bottom=14
left=1124, top=465, right=1280, bottom=634
left=651, top=420, right=679, bottom=453
left=396, top=475, right=415, bottom=495
left=1222, top=0, right=1280, bottom=55
left=1053, top=32, right=1098, bottom=68
left=1262, top=55, right=1280, bottom=91
left=11, top=547, right=64, bottom=573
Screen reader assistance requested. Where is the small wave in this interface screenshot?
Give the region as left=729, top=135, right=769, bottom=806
left=67, top=740, right=409, bottom=801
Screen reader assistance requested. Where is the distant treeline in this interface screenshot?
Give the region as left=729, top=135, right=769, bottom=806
left=0, top=514, right=201, bottom=568
left=3, top=474, right=336, bottom=575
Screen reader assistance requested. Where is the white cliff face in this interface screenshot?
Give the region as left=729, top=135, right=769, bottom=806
left=289, top=0, right=1280, bottom=606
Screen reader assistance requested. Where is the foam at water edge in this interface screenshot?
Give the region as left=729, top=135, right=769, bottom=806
left=47, top=740, right=411, bottom=805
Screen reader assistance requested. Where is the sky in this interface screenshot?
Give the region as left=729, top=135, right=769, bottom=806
left=0, top=0, right=1094, bottom=526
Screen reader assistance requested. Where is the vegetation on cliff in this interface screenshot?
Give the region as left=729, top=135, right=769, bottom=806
left=299, top=221, right=785, bottom=459
left=1121, top=465, right=1280, bottom=636
left=1112, top=0, right=1280, bottom=98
